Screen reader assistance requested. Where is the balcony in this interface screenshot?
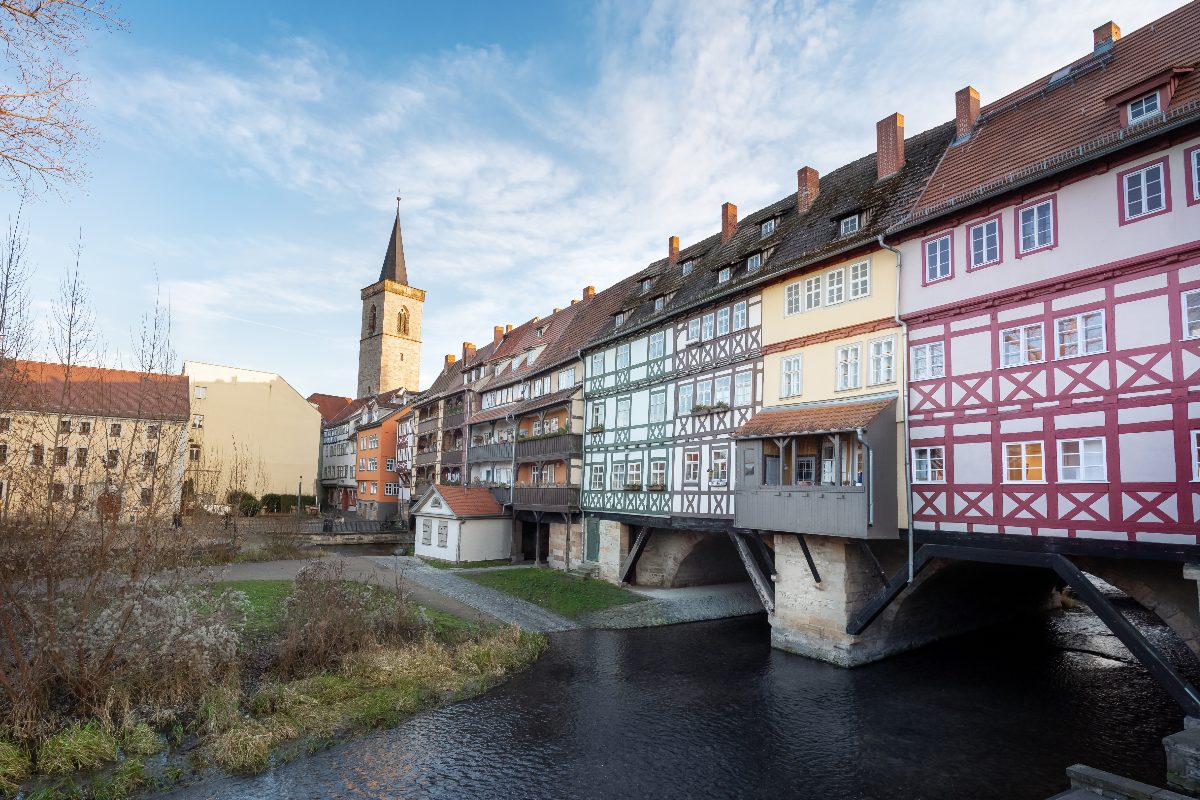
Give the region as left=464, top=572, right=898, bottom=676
left=414, top=450, right=439, bottom=467
left=512, top=485, right=580, bottom=512
left=515, top=433, right=582, bottom=463
left=735, top=485, right=875, bottom=537
left=443, top=410, right=465, bottom=429
left=417, top=417, right=439, bottom=435
left=413, top=482, right=431, bottom=498
left=468, top=441, right=513, bottom=463
left=440, top=448, right=463, bottom=466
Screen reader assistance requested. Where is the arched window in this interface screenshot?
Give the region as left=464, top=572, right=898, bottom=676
left=398, top=306, right=410, bottom=336
left=368, top=305, right=377, bottom=334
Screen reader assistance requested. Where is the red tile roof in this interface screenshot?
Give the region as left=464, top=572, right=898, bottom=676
left=7, top=360, right=190, bottom=421
left=307, top=392, right=353, bottom=422
left=908, top=2, right=1200, bottom=219
left=428, top=484, right=504, bottom=517
left=734, top=398, right=893, bottom=438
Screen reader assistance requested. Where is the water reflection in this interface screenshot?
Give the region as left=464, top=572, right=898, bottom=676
left=169, top=601, right=1197, bottom=800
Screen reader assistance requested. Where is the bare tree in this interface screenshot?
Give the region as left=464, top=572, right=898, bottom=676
left=0, top=0, right=122, bottom=193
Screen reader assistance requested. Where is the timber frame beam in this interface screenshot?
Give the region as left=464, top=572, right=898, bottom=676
left=619, top=526, right=651, bottom=585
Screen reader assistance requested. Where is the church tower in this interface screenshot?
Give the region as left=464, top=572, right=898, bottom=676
left=357, top=202, right=425, bottom=397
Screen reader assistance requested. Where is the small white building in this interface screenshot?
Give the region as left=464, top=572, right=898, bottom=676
left=412, top=485, right=510, bottom=563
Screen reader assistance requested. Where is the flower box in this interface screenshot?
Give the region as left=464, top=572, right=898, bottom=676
left=646, top=483, right=666, bottom=492
left=623, top=483, right=643, bottom=492
left=587, top=425, right=605, bottom=434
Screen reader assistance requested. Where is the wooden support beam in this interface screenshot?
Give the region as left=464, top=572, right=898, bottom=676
left=796, top=533, right=821, bottom=584
left=730, top=531, right=775, bottom=614
left=752, top=531, right=776, bottom=580
left=857, top=539, right=889, bottom=587
left=619, top=526, right=651, bottom=584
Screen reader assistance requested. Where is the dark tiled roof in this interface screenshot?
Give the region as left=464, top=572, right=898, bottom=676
left=7, top=360, right=190, bottom=421
left=326, top=387, right=407, bottom=427
left=906, top=3, right=1200, bottom=220
left=380, top=208, right=407, bottom=284
left=480, top=303, right=585, bottom=391
left=307, top=392, right=353, bottom=422
left=734, top=397, right=893, bottom=438
left=425, top=484, right=504, bottom=517
left=466, top=386, right=578, bottom=426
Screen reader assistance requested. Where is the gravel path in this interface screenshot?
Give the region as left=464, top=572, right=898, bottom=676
left=369, top=556, right=580, bottom=633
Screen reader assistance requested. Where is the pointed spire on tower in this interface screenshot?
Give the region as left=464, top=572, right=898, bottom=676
left=380, top=195, right=408, bottom=284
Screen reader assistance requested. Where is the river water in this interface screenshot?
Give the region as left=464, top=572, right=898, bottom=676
left=169, top=600, right=1198, bottom=800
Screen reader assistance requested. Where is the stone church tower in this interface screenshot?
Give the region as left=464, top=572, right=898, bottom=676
left=357, top=205, right=425, bottom=397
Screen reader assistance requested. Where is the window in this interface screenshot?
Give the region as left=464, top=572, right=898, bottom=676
left=1017, top=198, right=1055, bottom=255
left=615, top=397, right=631, bottom=427
left=650, top=460, right=666, bottom=486
left=702, top=313, right=715, bottom=341
left=590, top=402, right=605, bottom=429
left=1120, top=160, right=1167, bottom=222
left=30, top=444, right=44, bottom=465
left=714, top=375, right=731, bottom=406
left=109, top=423, right=122, bottom=437
left=796, top=456, right=816, bottom=483
left=76, top=447, right=87, bottom=466
left=140, top=487, right=152, bottom=505
left=648, top=331, right=665, bottom=359
left=711, top=449, right=729, bottom=484
left=746, top=253, right=762, bottom=272
left=836, top=345, right=861, bottom=390
left=733, top=301, right=747, bottom=330
left=654, top=296, right=666, bottom=312
left=761, top=218, right=776, bottom=238
left=106, top=449, right=118, bottom=468
left=912, top=447, right=945, bottom=483
left=696, top=380, right=712, bottom=406
left=421, top=519, right=432, bottom=545
left=1185, top=290, right=1200, bottom=340
left=823, top=269, right=846, bottom=305
left=591, top=352, right=605, bottom=375
left=386, top=458, right=396, bottom=471
left=72, top=484, right=83, bottom=502
left=1055, top=311, right=1105, bottom=358
left=1004, top=441, right=1044, bottom=482
left=785, top=283, right=803, bottom=315
left=840, top=215, right=859, bottom=236
left=616, top=344, right=631, bottom=369
left=717, top=307, right=730, bottom=335
left=910, top=342, right=945, bottom=380
left=780, top=355, right=802, bottom=398
left=1191, top=147, right=1200, bottom=205
left=869, top=337, right=895, bottom=385
left=681, top=260, right=693, bottom=276
left=683, top=451, right=700, bottom=483
left=1128, top=91, right=1160, bottom=124
left=192, top=414, right=204, bottom=429
left=54, top=446, right=68, bottom=466
left=923, top=234, right=951, bottom=282
left=143, top=451, right=157, bottom=469
left=641, top=278, right=652, bottom=294
left=998, top=323, right=1044, bottom=367
left=614, top=311, right=625, bottom=327
left=79, top=421, right=91, bottom=434
left=627, top=461, right=642, bottom=487
left=804, top=275, right=821, bottom=310
left=0, top=418, right=8, bottom=433
left=649, top=391, right=666, bottom=423
left=590, top=464, right=605, bottom=489
left=718, top=267, right=731, bottom=283
left=1058, top=437, right=1105, bottom=482
left=678, top=384, right=694, bottom=415
left=146, top=425, right=159, bottom=439
left=546, top=417, right=559, bottom=433
left=0, top=444, right=7, bottom=464
left=59, top=419, right=71, bottom=434
left=51, top=482, right=67, bottom=500
left=968, top=217, right=1000, bottom=268
left=189, top=443, right=201, bottom=462
left=384, top=483, right=399, bottom=496
left=849, top=261, right=870, bottom=299
left=437, top=522, right=448, bottom=548
left=560, top=367, right=577, bottom=386
left=371, top=481, right=378, bottom=495
left=610, top=462, right=626, bottom=490
left=194, top=386, right=207, bottom=399
left=687, top=318, right=701, bottom=342
left=735, top=371, right=752, bottom=406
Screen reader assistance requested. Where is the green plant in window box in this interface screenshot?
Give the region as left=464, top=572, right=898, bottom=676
left=711, top=401, right=730, bottom=411
left=690, top=404, right=711, bottom=415
left=646, top=483, right=666, bottom=492
left=587, top=425, right=605, bottom=434
left=623, top=483, right=643, bottom=492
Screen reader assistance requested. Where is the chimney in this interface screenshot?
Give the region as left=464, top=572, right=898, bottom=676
left=505, top=324, right=513, bottom=334
left=721, top=202, right=738, bottom=243
left=570, top=299, right=578, bottom=305
left=668, top=235, right=680, bottom=265
left=493, top=325, right=504, bottom=346
left=462, top=341, right=476, bottom=362
left=553, top=307, right=561, bottom=314
left=444, top=353, right=457, bottom=368
left=796, top=167, right=819, bottom=213
left=955, top=86, right=980, bottom=141
left=583, top=286, right=595, bottom=301
left=876, top=112, right=905, bottom=180
left=1094, top=21, right=1120, bottom=50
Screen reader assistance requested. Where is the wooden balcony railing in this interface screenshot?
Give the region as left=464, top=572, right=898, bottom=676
left=442, top=410, right=465, bottom=429
left=417, top=417, right=440, bottom=435
left=467, top=442, right=514, bottom=463
left=515, top=433, right=582, bottom=463
left=414, top=450, right=439, bottom=467
left=511, top=485, right=580, bottom=511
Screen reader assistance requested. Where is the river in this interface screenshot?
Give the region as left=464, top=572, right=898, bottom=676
left=168, top=598, right=1197, bottom=800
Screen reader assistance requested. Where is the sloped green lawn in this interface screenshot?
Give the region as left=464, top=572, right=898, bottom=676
left=463, top=568, right=643, bottom=617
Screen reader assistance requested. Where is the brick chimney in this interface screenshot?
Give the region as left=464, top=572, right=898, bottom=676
left=583, top=286, right=595, bottom=301
left=1094, top=21, right=1120, bottom=50
left=444, top=354, right=456, bottom=368
left=721, top=202, right=737, bottom=243
left=955, top=86, right=980, bottom=141
left=876, top=113, right=905, bottom=180
left=570, top=299, right=578, bottom=305
left=462, top=341, right=476, bottom=362
left=796, top=167, right=819, bottom=213
left=493, top=325, right=504, bottom=346
left=553, top=307, right=561, bottom=314
left=668, top=235, right=679, bottom=265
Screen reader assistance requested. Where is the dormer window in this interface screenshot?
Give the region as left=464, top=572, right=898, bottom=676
left=654, top=296, right=666, bottom=312
left=840, top=214, right=860, bottom=236
left=746, top=253, right=762, bottom=272
left=681, top=260, right=693, bottom=276
left=615, top=311, right=626, bottom=327
left=1128, top=91, right=1160, bottom=125
left=717, top=267, right=731, bottom=283
left=760, top=218, right=776, bottom=238
left=640, top=278, right=652, bottom=294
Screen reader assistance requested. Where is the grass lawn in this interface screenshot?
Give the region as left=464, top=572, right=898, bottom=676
left=462, top=568, right=643, bottom=618
left=420, top=556, right=511, bottom=570
left=207, top=579, right=293, bottom=635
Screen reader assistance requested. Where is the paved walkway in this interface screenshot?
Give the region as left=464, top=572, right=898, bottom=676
left=370, top=556, right=580, bottom=633
left=579, top=581, right=764, bottom=628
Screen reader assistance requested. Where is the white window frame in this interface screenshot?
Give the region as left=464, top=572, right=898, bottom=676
left=683, top=451, right=700, bottom=483
left=654, top=296, right=666, bottom=312
left=1184, top=289, right=1200, bottom=341
left=714, top=375, right=731, bottom=406
left=1000, top=323, right=1045, bottom=368
left=560, top=367, right=577, bottom=386
left=591, top=352, right=605, bottom=375
left=678, top=384, right=694, bottom=415
left=746, top=253, right=762, bottom=272
left=868, top=337, right=895, bottom=385
left=650, top=460, right=666, bottom=486
left=733, top=301, right=747, bottom=330
left=716, top=307, right=730, bottom=336
left=695, top=380, right=712, bottom=407
left=1192, top=148, right=1200, bottom=205
left=1018, top=199, right=1054, bottom=254
left=911, top=446, right=945, bottom=483
left=718, top=267, right=731, bottom=283
left=687, top=318, right=701, bottom=343
left=615, top=397, right=631, bottom=427
left=826, top=268, right=845, bottom=305
left=701, top=313, right=715, bottom=341
left=848, top=261, right=870, bottom=299
left=590, top=401, right=605, bottom=429
left=803, top=275, right=821, bottom=311
left=968, top=218, right=1000, bottom=268
left=910, top=342, right=945, bottom=381
left=615, top=311, right=625, bottom=327
left=1003, top=440, right=1046, bottom=484
left=681, top=260, right=693, bottom=275
left=760, top=218, right=776, bottom=238
left=590, top=463, right=605, bottom=489
left=1192, top=430, right=1200, bottom=482
left=610, top=462, right=626, bottom=490
left=924, top=234, right=951, bottom=282
left=784, top=283, right=803, bottom=316
left=1127, top=91, right=1160, bottom=125
left=1121, top=162, right=1166, bottom=221
left=626, top=461, right=641, bottom=487
left=616, top=343, right=631, bottom=369
left=835, top=344, right=861, bottom=391
left=840, top=215, right=859, bottom=236
left=1054, top=310, right=1105, bottom=359
left=734, top=371, right=752, bottom=406
left=649, top=391, right=667, bottom=423
left=649, top=330, right=666, bottom=359
left=780, top=355, right=803, bottom=398
left=711, top=448, right=729, bottom=485
left=1057, top=437, right=1106, bottom=483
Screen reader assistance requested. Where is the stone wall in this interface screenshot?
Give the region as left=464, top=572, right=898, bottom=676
left=548, top=522, right=586, bottom=571
left=633, top=530, right=747, bottom=587
left=596, top=519, right=630, bottom=583
left=1084, top=558, right=1200, bottom=658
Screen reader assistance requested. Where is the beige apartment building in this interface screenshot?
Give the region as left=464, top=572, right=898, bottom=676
left=183, top=361, right=319, bottom=502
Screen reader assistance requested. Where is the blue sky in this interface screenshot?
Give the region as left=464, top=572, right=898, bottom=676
left=8, top=0, right=1183, bottom=398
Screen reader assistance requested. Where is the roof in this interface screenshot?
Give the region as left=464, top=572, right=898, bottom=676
left=466, top=386, right=578, bottom=426
left=734, top=397, right=894, bottom=438
left=380, top=206, right=407, bottom=284
left=5, top=360, right=190, bottom=421
left=326, top=387, right=408, bottom=427
left=307, top=392, right=353, bottom=422
left=905, top=3, right=1200, bottom=221
left=421, top=484, right=504, bottom=518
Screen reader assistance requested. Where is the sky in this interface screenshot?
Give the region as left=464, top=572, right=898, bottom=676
left=5, top=0, right=1186, bottom=398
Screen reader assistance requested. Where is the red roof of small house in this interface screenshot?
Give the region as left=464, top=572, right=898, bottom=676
left=307, top=392, right=353, bottom=422
left=734, top=397, right=894, bottom=438
left=6, top=360, right=190, bottom=421
left=430, top=485, right=505, bottom=518
left=906, top=2, right=1200, bottom=221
